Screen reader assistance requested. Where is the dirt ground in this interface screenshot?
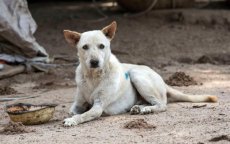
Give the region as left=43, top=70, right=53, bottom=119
left=1, top=2, right=230, bottom=144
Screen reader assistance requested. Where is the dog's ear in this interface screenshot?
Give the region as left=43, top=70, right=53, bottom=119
left=102, top=21, right=117, bottom=40
left=63, top=30, right=81, bottom=47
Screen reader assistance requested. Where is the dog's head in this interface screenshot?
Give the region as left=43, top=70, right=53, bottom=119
left=63, top=21, right=117, bottom=70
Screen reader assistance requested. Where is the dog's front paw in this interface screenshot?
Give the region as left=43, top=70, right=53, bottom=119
left=130, top=105, right=141, bottom=115
left=141, top=107, right=152, bottom=114
left=63, top=117, right=78, bottom=127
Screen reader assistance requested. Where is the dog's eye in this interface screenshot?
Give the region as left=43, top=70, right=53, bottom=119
left=82, top=45, right=89, bottom=50
left=99, top=44, right=105, bottom=49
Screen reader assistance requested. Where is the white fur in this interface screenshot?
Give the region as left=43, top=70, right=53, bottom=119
left=63, top=22, right=217, bottom=126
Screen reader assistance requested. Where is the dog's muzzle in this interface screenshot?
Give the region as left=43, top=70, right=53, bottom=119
left=90, top=59, right=99, bottom=68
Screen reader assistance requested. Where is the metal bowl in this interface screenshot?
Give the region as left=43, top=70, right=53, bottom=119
left=6, top=103, right=57, bottom=125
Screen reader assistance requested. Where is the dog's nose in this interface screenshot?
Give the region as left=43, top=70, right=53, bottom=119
left=90, top=59, right=99, bottom=68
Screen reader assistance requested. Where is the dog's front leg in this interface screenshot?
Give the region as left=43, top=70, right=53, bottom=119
left=64, top=99, right=103, bottom=126
left=64, top=73, right=120, bottom=127
left=69, top=88, right=89, bottom=115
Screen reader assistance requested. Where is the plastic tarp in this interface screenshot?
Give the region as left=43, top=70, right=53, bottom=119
left=0, top=0, right=48, bottom=59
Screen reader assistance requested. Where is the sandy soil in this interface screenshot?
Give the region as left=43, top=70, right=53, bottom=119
left=1, top=2, right=230, bottom=144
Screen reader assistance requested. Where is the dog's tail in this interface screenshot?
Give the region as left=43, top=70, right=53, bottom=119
left=166, top=85, right=218, bottom=103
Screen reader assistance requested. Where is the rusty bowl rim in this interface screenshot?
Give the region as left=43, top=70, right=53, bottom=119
left=6, top=103, right=57, bottom=115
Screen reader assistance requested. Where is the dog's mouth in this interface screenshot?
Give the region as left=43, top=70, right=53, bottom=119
left=89, top=65, right=101, bottom=70
left=88, top=66, right=103, bottom=75
left=90, top=65, right=100, bottom=69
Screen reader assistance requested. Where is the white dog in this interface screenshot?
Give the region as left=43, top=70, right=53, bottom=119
left=63, top=21, right=217, bottom=126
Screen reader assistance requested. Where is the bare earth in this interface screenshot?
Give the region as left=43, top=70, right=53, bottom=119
left=1, top=2, right=230, bottom=144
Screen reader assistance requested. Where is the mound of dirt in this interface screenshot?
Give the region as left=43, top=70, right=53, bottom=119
left=33, top=81, right=54, bottom=89
left=165, top=72, right=198, bottom=87
left=196, top=55, right=214, bottom=64
left=209, top=135, right=230, bottom=142
left=178, top=54, right=230, bottom=65
left=0, top=121, right=34, bottom=135
left=124, top=119, right=156, bottom=129
left=196, top=54, right=230, bottom=65
left=0, top=86, right=17, bottom=95
left=177, top=57, right=194, bottom=64
left=32, top=80, right=75, bottom=90
left=192, top=104, right=207, bottom=108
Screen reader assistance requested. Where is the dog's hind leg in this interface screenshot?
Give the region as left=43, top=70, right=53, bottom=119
left=130, top=103, right=167, bottom=115
left=129, top=66, right=167, bottom=115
